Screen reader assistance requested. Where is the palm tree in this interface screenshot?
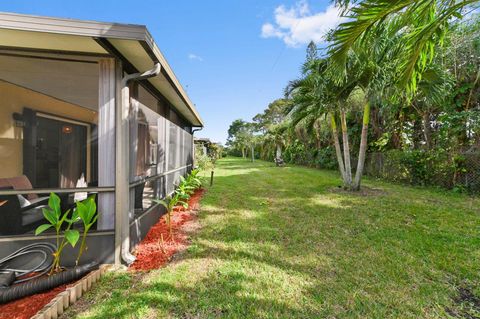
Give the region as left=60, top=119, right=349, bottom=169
left=287, top=29, right=398, bottom=190
left=261, top=123, right=289, bottom=162
left=285, top=57, right=354, bottom=188
left=331, top=0, right=479, bottom=93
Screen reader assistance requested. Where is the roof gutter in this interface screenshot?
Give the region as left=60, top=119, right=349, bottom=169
left=141, top=41, right=204, bottom=127
left=118, top=63, right=161, bottom=265
left=192, top=127, right=203, bottom=134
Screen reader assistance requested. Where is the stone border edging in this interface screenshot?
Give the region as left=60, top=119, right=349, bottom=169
left=30, top=264, right=112, bottom=319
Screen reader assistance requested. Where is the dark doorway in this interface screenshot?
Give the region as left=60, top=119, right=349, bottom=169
left=33, top=116, right=88, bottom=188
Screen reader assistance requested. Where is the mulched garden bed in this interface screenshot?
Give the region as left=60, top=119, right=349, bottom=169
left=129, top=188, right=205, bottom=271
left=0, top=188, right=205, bottom=319
left=0, top=283, right=68, bottom=319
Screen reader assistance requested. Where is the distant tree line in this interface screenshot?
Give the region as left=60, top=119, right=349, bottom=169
left=226, top=1, right=479, bottom=191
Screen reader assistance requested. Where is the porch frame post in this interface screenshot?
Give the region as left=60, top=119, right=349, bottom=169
left=114, top=59, right=127, bottom=265
left=97, top=58, right=118, bottom=263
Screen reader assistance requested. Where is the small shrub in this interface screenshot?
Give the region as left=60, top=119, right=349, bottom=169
left=153, top=169, right=202, bottom=238
left=367, top=149, right=461, bottom=188
left=75, top=195, right=98, bottom=265
left=154, top=193, right=187, bottom=238
left=196, top=154, right=214, bottom=172
left=35, top=193, right=80, bottom=273
left=35, top=194, right=99, bottom=271
left=316, top=146, right=338, bottom=170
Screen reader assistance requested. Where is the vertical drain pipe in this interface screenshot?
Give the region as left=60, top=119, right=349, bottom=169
left=118, top=63, right=161, bottom=265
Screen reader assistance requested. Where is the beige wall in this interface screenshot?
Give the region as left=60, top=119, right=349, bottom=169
left=0, top=80, right=97, bottom=179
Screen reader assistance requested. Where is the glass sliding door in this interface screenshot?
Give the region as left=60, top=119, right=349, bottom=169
left=26, top=114, right=89, bottom=189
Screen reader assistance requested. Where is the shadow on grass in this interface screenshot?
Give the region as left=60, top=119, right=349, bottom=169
left=70, top=158, right=480, bottom=318
left=77, top=270, right=315, bottom=318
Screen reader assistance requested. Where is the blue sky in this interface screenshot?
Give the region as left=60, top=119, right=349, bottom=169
left=0, top=0, right=342, bottom=144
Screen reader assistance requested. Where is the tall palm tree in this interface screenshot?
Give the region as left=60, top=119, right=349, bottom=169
left=287, top=26, right=400, bottom=190
left=265, top=123, right=289, bottom=161
left=286, top=57, right=356, bottom=188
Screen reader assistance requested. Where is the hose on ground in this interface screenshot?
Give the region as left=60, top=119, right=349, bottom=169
left=0, top=243, right=56, bottom=284
left=0, top=261, right=99, bottom=304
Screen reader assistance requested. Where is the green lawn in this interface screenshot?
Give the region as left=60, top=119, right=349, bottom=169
left=65, top=157, right=480, bottom=318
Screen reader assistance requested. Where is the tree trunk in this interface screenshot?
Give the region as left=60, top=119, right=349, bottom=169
left=340, top=110, right=352, bottom=188
left=241, top=148, right=245, bottom=158
left=412, top=118, right=422, bottom=149
left=330, top=114, right=346, bottom=183
left=276, top=144, right=282, bottom=160
left=422, top=112, right=431, bottom=149
left=353, top=102, right=370, bottom=190
left=251, top=145, right=255, bottom=162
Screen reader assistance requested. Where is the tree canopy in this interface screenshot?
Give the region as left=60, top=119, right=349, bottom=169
left=226, top=6, right=479, bottom=191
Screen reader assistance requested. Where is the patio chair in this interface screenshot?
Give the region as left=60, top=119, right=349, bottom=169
left=0, top=175, right=51, bottom=206
left=0, top=187, right=48, bottom=235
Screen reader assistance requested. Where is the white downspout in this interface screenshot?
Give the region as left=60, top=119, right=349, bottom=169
left=118, top=63, right=161, bottom=265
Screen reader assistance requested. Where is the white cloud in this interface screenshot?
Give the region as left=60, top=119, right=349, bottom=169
left=261, top=1, right=345, bottom=47
left=188, top=53, right=203, bottom=61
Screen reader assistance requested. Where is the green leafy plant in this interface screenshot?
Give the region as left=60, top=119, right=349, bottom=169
left=186, top=169, right=202, bottom=189
left=175, top=169, right=203, bottom=201
left=196, top=154, right=215, bottom=173
left=75, top=195, right=98, bottom=265
left=35, top=193, right=80, bottom=274
left=154, top=192, right=187, bottom=238
left=153, top=170, right=203, bottom=239
left=176, top=176, right=195, bottom=201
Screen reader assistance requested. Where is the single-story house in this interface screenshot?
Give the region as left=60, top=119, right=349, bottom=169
left=0, top=12, right=203, bottom=265
left=194, top=138, right=213, bottom=157
left=194, top=138, right=222, bottom=160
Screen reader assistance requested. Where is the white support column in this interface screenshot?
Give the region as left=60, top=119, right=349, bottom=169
left=97, top=59, right=116, bottom=231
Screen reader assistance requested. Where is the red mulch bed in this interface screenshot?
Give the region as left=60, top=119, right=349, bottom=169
left=0, top=283, right=68, bottom=319
left=129, top=188, right=205, bottom=271
left=0, top=188, right=205, bottom=319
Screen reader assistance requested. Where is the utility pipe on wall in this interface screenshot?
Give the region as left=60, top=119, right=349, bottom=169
left=118, top=63, right=161, bottom=265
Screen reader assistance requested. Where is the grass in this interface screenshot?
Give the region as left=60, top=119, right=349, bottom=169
left=65, top=157, right=480, bottom=318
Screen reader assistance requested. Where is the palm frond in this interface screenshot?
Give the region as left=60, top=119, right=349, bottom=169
left=329, top=0, right=478, bottom=93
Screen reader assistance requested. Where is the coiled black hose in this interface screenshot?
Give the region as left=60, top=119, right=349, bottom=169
left=0, top=243, right=56, bottom=284
left=0, top=261, right=99, bottom=304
